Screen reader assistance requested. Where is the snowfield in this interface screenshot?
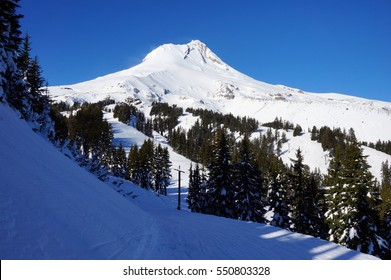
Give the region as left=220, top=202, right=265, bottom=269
left=0, top=103, right=378, bottom=259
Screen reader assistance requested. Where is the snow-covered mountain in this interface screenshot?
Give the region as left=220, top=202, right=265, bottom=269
left=0, top=103, right=378, bottom=259
left=48, top=40, right=391, bottom=143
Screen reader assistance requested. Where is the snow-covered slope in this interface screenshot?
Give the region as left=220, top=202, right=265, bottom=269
left=48, top=40, right=391, bottom=143
left=0, top=103, right=377, bottom=260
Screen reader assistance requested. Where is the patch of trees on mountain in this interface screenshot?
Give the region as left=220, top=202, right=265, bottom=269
left=362, top=140, right=391, bottom=156
left=113, top=102, right=153, bottom=137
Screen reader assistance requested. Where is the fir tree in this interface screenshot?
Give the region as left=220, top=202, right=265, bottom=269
left=160, top=146, right=172, bottom=195
left=139, top=139, right=154, bottom=189
left=0, top=0, right=26, bottom=114
left=325, top=141, right=387, bottom=256
left=127, top=144, right=141, bottom=184
left=267, top=173, right=291, bottom=229
left=205, top=128, right=235, bottom=218
left=17, top=32, right=30, bottom=77
left=380, top=160, right=391, bottom=258
left=187, top=164, right=205, bottom=212
left=112, top=143, right=127, bottom=178
left=289, top=148, right=310, bottom=233
left=234, top=135, right=265, bottom=222
left=152, top=144, right=171, bottom=195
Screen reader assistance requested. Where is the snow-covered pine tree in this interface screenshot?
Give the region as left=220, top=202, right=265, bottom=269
left=153, top=144, right=164, bottom=194
left=205, top=128, right=235, bottom=218
left=267, top=173, right=291, bottom=229
left=380, top=160, right=391, bottom=258
left=160, top=146, right=172, bottom=196
left=289, top=148, right=308, bottom=233
left=152, top=144, right=171, bottom=195
left=112, top=143, right=127, bottom=178
left=289, top=149, right=324, bottom=237
left=187, top=164, right=206, bottom=212
left=0, top=0, right=25, bottom=113
left=234, top=135, right=265, bottom=222
left=139, top=139, right=154, bottom=189
left=325, top=140, right=387, bottom=257
left=127, top=144, right=141, bottom=184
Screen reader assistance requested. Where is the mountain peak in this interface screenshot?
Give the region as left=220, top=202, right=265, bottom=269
left=142, top=40, right=229, bottom=70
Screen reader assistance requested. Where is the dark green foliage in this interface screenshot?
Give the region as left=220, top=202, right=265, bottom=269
left=325, top=140, right=387, bottom=257
left=113, top=102, right=152, bottom=137
left=127, top=144, right=141, bottom=184
left=150, top=102, right=183, bottom=134
left=293, top=124, right=303, bottom=137
left=233, top=135, right=266, bottom=222
left=187, top=164, right=206, bottom=212
left=267, top=173, right=291, bottom=229
left=49, top=107, right=68, bottom=144
left=205, top=129, right=235, bottom=218
left=186, top=107, right=259, bottom=135
left=138, top=139, right=154, bottom=189
left=0, top=0, right=26, bottom=115
left=68, top=103, right=113, bottom=156
left=380, top=160, right=391, bottom=258
left=362, top=140, right=391, bottom=156
left=153, top=144, right=172, bottom=195
left=311, top=126, right=318, bottom=141
left=288, top=149, right=326, bottom=237
left=111, top=143, right=127, bottom=178
left=262, top=117, right=295, bottom=131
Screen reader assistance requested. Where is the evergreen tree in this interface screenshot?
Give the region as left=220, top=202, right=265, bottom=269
left=187, top=164, right=205, bottom=212
left=325, top=141, right=387, bottom=256
left=380, top=160, right=391, bottom=258
left=139, top=139, right=154, bottom=189
left=293, top=124, right=303, bottom=137
left=160, top=146, right=172, bottom=195
left=127, top=144, right=141, bottom=184
left=152, top=144, right=171, bottom=195
left=234, top=135, right=265, bottom=222
left=289, top=148, right=310, bottom=233
left=205, top=128, right=235, bottom=218
left=0, top=0, right=26, bottom=114
left=267, top=173, right=291, bottom=229
left=112, top=143, right=127, bottom=178
left=17, top=32, right=30, bottom=77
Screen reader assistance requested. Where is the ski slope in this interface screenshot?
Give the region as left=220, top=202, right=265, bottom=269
left=0, top=103, right=378, bottom=260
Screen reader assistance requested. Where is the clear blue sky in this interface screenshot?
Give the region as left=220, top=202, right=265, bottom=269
left=20, top=0, right=391, bottom=102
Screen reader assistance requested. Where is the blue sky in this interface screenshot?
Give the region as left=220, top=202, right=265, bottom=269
left=20, top=0, right=391, bottom=102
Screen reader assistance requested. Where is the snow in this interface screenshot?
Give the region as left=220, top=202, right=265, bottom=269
left=46, top=40, right=391, bottom=183
left=0, top=103, right=378, bottom=260
left=48, top=40, right=391, bottom=144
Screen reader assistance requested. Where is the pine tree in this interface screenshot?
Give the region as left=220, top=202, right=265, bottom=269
left=0, top=0, right=26, bottom=114
left=289, top=148, right=310, bottom=233
left=160, top=146, right=172, bottom=195
left=152, top=144, right=171, bottom=195
left=205, top=128, right=235, bottom=218
left=112, top=143, right=127, bottom=178
left=127, top=144, right=141, bottom=184
left=325, top=141, right=387, bottom=256
left=139, top=139, right=154, bottom=189
left=17, top=32, right=30, bottom=77
left=187, top=164, right=205, bottom=212
left=234, top=135, right=265, bottom=222
left=380, top=160, right=391, bottom=258
left=267, top=173, right=291, bottom=229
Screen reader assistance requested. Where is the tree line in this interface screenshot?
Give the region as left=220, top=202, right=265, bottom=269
left=187, top=128, right=391, bottom=258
